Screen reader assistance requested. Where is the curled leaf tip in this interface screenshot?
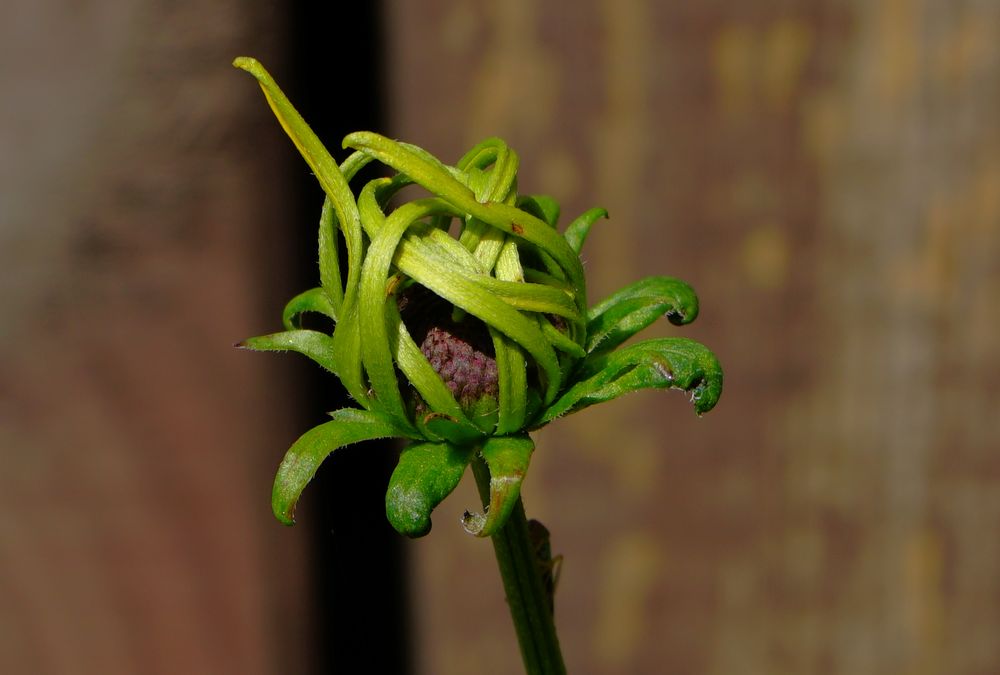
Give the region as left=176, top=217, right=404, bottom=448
left=563, top=207, right=609, bottom=254
left=461, top=508, right=488, bottom=535
left=232, top=56, right=259, bottom=71
left=666, top=306, right=697, bottom=326
left=465, top=435, right=533, bottom=537
left=685, top=371, right=723, bottom=416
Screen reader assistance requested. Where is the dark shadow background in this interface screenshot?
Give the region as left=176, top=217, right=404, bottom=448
left=1, top=2, right=408, bottom=674
left=287, top=4, right=410, bottom=674
left=3, top=2, right=999, bottom=675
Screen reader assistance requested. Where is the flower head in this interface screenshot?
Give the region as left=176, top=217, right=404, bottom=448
left=235, top=57, right=723, bottom=538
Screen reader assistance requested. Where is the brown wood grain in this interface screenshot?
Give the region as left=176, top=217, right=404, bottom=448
left=388, top=1, right=1000, bottom=674
left=0, top=2, right=313, bottom=674
left=4, top=1, right=998, bottom=674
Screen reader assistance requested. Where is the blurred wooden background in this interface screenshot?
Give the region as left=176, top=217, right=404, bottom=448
left=0, top=4, right=313, bottom=674
left=2, top=1, right=999, bottom=674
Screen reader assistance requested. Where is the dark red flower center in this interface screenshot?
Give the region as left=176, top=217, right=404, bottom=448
left=399, top=284, right=498, bottom=407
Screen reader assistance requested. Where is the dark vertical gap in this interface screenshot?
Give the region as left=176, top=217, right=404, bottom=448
left=286, top=4, right=411, bottom=674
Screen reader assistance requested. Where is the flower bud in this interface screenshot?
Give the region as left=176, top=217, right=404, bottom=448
left=234, top=56, right=723, bottom=536
left=399, top=285, right=499, bottom=435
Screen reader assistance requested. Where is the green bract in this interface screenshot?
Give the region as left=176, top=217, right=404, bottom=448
left=235, top=57, right=723, bottom=538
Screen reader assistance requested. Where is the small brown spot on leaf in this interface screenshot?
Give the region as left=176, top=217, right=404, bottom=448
left=422, top=411, right=458, bottom=424
left=512, top=223, right=524, bottom=235
left=385, top=274, right=403, bottom=298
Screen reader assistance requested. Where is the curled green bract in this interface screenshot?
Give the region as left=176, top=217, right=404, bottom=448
left=235, top=57, right=723, bottom=537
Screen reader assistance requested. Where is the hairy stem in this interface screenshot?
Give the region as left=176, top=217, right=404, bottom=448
left=472, top=456, right=566, bottom=675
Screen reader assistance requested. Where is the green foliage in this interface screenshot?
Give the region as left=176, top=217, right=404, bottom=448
left=234, top=57, right=723, bottom=538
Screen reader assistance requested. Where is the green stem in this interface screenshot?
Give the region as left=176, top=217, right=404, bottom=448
left=472, top=457, right=567, bottom=675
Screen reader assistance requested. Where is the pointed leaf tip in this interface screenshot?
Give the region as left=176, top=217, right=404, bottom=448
left=241, top=330, right=339, bottom=375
